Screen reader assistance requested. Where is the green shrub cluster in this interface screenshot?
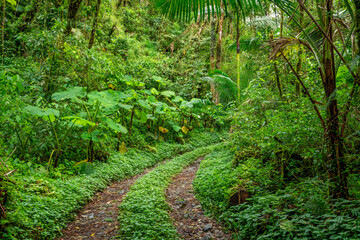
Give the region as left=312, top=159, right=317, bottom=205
left=118, top=141, right=225, bottom=239
left=194, top=146, right=360, bottom=239
left=2, top=131, right=222, bottom=239
left=193, top=144, right=237, bottom=214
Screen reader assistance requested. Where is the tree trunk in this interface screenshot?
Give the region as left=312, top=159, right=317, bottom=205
left=215, top=12, right=224, bottom=70
left=88, top=0, right=102, bottom=49
left=65, top=0, right=83, bottom=35
left=212, top=11, right=224, bottom=105
left=236, top=18, right=241, bottom=104
left=270, top=32, right=283, bottom=98
left=210, top=17, right=218, bottom=104
left=128, top=107, right=135, bottom=141
left=354, top=0, right=360, bottom=54
left=210, top=18, right=216, bottom=70
left=295, top=1, right=304, bottom=96
left=323, top=0, right=348, bottom=199
left=274, top=62, right=283, bottom=98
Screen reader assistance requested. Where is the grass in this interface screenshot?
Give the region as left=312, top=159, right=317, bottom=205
left=118, top=142, right=226, bottom=239
left=2, top=131, right=224, bottom=240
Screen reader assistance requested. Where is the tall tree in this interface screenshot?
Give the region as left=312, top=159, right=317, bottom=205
left=65, top=0, right=83, bottom=35
left=215, top=9, right=224, bottom=70
left=88, top=0, right=102, bottom=48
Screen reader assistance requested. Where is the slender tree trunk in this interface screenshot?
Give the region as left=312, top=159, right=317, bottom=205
left=128, top=107, right=135, bottom=141
left=65, top=0, right=83, bottom=35
left=212, top=10, right=224, bottom=105
left=210, top=18, right=216, bottom=70
left=215, top=12, right=224, bottom=70
left=88, top=0, right=102, bottom=49
left=2, top=0, right=5, bottom=68
left=323, top=0, right=348, bottom=198
left=274, top=62, right=283, bottom=98
left=295, top=1, right=304, bottom=96
left=296, top=47, right=303, bottom=96
left=354, top=0, right=360, bottom=55
left=236, top=18, right=241, bottom=104
left=270, top=32, right=283, bottom=98
left=210, top=17, right=218, bottom=104
left=107, top=0, right=123, bottom=41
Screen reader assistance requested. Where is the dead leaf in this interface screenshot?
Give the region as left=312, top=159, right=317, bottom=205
left=181, top=126, right=189, bottom=134
left=119, top=142, right=127, bottom=154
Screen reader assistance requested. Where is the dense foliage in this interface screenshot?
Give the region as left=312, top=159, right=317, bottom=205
left=1, top=0, right=360, bottom=238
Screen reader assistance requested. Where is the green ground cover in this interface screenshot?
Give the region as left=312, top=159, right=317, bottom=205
left=2, top=131, right=223, bottom=239
left=118, top=142, right=225, bottom=239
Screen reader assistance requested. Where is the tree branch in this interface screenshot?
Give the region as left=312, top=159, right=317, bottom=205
left=281, top=51, right=326, bottom=132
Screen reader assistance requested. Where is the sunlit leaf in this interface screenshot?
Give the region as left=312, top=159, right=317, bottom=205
left=181, top=126, right=189, bottom=134
left=63, top=116, right=96, bottom=126
left=52, top=86, right=87, bottom=101
left=161, top=90, right=175, bottom=97
left=103, top=117, right=128, bottom=134
left=159, top=126, right=169, bottom=133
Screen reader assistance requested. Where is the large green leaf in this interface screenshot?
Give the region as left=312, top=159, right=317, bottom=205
left=103, top=117, right=128, bottom=134
left=25, top=105, right=60, bottom=117
left=73, top=160, right=94, bottom=175
left=119, top=103, right=133, bottom=110
left=25, top=105, right=59, bottom=122
left=63, top=116, right=96, bottom=127
left=151, top=88, right=160, bottom=95
left=172, top=96, right=184, bottom=103
left=137, top=99, right=151, bottom=110
left=52, top=87, right=87, bottom=101
left=87, top=90, right=123, bottom=108
left=6, top=0, right=16, bottom=5
left=161, top=90, right=175, bottom=97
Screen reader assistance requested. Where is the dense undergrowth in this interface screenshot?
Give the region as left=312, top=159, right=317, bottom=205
left=2, top=0, right=360, bottom=239
left=1, top=1, right=228, bottom=238
left=118, top=142, right=225, bottom=239
left=2, top=131, right=223, bottom=239
left=195, top=139, right=360, bottom=239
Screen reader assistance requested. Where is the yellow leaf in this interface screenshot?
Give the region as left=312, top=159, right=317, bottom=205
left=73, top=159, right=89, bottom=167
left=119, top=142, right=127, bottom=154
left=108, top=83, right=115, bottom=89
left=210, top=128, right=214, bottom=132
left=184, top=120, right=188, bottom=124
left=159, top=126, right=169, bottom=134
left=91, top=233, right=95, bottom=236
left=181, top=126, right=189, bottom=134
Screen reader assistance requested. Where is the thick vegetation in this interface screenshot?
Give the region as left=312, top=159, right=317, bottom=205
left=1, top=0, right=360, bottom=238
left=118, top=142, right=224, bottom=239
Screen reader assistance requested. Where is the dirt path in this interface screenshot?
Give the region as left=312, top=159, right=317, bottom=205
left=58, top=166, right=157, bottom=240
left=166, top=157, right=232, bottom=240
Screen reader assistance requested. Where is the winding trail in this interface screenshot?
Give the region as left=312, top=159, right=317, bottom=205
left=59, top=152, right=230, bottom=239
left=166, top=157, right=231, bottom=240
left=58, top=164, right=161, bottom=240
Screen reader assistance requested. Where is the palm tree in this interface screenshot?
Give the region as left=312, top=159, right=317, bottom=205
left=152, top=0, right=360, bottom=199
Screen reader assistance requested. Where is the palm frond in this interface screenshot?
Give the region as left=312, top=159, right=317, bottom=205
left=228, top=37, right=262, bottom=51
left=267, top=37, right=313, bottom=59
left=153, top=0, right=263, bottom=22
left=204, top=71, right=237, bottom=104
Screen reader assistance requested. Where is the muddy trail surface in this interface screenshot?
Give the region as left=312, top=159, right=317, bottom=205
left=58, top=161, right=166, bottom=240
left=166, top=157, right=232, bottom=240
